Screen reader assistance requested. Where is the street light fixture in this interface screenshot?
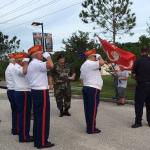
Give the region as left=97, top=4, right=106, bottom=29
left=31, top=21, right=45, bottom=52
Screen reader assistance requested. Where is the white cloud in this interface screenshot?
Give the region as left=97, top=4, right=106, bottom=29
left=0, top=0, right=150, bottom=52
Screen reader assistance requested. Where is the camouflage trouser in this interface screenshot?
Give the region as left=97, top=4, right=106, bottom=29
left=54, top=86, right=71, bottom=111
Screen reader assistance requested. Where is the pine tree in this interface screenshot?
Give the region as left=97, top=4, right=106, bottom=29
left=79, top=0, right=136, bottom=43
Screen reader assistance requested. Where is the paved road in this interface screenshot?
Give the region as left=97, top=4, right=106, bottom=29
left=0, top=89, right=150, bottom=150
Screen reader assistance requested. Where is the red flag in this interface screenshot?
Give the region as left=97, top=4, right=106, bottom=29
left=98, top=37, right=136, bottom=70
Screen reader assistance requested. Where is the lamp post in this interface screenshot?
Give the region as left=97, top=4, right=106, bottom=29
left=31, top=22, right=45, bottom=52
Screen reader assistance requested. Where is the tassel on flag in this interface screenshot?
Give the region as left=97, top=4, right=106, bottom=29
left=98, top=37, right=136, bottom=70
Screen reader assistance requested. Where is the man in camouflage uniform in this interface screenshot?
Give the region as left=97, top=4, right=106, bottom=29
left=49, top=54, right=76, bottom=117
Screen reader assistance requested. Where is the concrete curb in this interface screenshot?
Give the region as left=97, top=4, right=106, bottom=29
left=72, top=95, right=134, bottom=105
left=0, top=80, right=134, bottom=105
left=50, top=92, right=134, bottom=105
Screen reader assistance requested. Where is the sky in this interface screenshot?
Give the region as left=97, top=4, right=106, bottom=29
left=0, top=0, right=150, bottom=52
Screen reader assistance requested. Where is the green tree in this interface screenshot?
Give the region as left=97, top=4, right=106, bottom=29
left=79, top=0, right=136, bottom=43
left=119, top=42, right=140, bottom=56
left=139, top=35, right=150, bottom=49
left=62, top=31, right=96, bottom=55
left=62, top=30, right=100, bottom=79
left=0, top=31, right=20, bottom=57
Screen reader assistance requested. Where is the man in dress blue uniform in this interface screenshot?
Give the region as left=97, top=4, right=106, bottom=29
left=80, top=49, right=105, bottom=134
left=131, top=48, right=150, bottom=128
left=5, top=53, right=18, bottom=135
left=27, top=45, right=55, bottom=149
left=12, top=52, right=33, bottom=142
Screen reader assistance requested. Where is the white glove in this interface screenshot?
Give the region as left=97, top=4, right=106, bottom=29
left=43, top=52, right=51, bottom=59
left=22, top=58, right=30, bottom=62
left=95, top=54, right=101, bottom=60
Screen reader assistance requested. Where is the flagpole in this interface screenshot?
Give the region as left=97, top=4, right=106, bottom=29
left=96, top=35, right=117, bottom=74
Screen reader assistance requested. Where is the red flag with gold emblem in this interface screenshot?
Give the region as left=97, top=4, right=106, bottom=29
left=98, top=37, right=136, bottom=70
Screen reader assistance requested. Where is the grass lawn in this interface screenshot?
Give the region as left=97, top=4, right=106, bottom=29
left=71, top=75, right=136, bottom=100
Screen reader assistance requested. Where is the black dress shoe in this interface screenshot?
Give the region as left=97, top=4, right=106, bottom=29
left=20, top=136, right=34, bottom=142
left=11, top=131, right=18, bottom=135
left=37, top=142, right=55, bottom=149
left=87, top=128, right=101, bottom=134
left=131, top=123, right=142, bottom=128
left=63, top=111, right=71, bottom=116
left=94, top=128, right=101, bottom=133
